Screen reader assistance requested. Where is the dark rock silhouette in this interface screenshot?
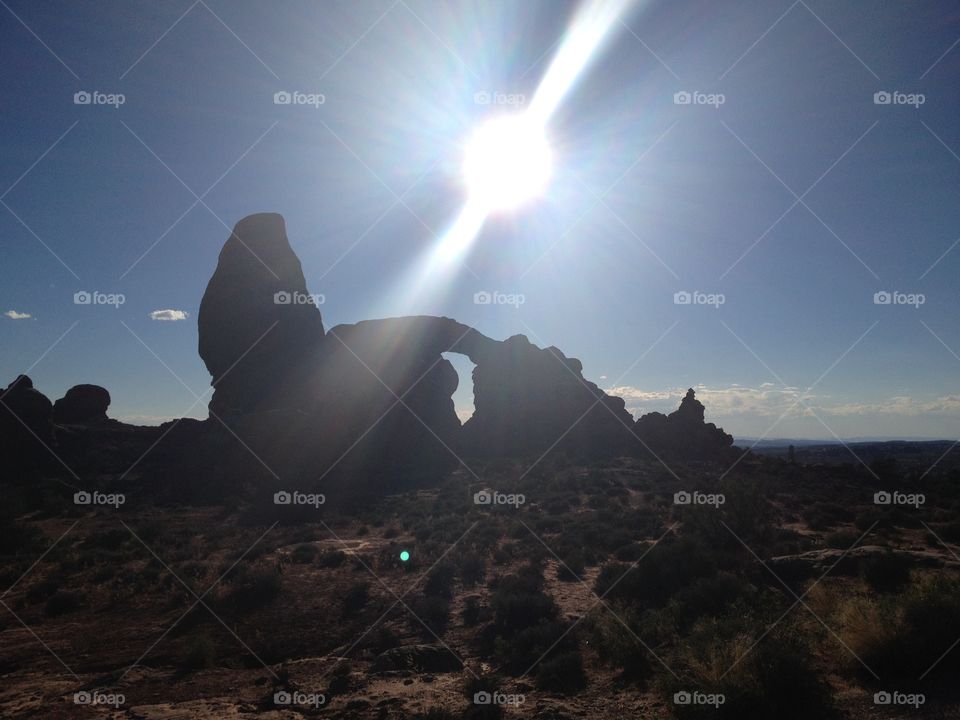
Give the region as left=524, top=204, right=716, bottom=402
left=1, top=375, right=55, bottom=471
left=53, top=384, right=111, bottom=424
left=187, top=214, right=736, bottom=488
left=634, top=388, right=733, bottom=457
left=198, top=213, right=325, bottom=416
left=2, top=213, right=735, bottom=500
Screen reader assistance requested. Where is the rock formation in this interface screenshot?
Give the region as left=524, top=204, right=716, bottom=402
left=1, top=375, right=55, bottom=470
left=1, top=213, right=735, bottom=498
left=634, top=388, right=733, bottom=457
left=198, top=213, right=325, bottom=416
left=53, top=384, right=111, bottom=424
left=188, top=214, right=736, bottom=488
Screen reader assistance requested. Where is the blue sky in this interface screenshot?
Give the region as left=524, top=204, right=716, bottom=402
left=1, top=0, right=959, bottom=440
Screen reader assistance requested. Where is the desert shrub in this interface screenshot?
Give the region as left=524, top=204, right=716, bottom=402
left=26, top=577, right=59, bottom=603
left=425, top=563, right=456, bottom=599
left=491, top=574, right=556, bottom=634
left=668, top=618, right=833, bottom=720
left=462, top=596, right=482, bottom=627
left=44, top=590, right=82, bottom=616
left=586, top=609, right=655, bottom=682
left=594, top=537, right=716, bottom=610
left=556, top=552, right=585, bottom=582
left=860, top=550, right=910, bottom=593
left=342, top=582, right=369, bottom=617
left=667, top=572, right=755, bottom=631
left=410, top=596, right=450, bottom=637
left=183, top=634, right=216, bottom=669
left=535, top=650, right=587, bottom=693
left=462, top=674, right=504, bottom=719
left=824, top=529, right=859, bottom=549
left=223, top=566, right=281, bottom=611
left=290, top=544, right=318, bottom=564
left=317, top=550, right=346, bottom=568
left=458, top=551, right=486, bottom=587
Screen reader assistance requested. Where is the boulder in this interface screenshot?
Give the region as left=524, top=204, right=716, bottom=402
left=53, top=384, right=111, bottom=424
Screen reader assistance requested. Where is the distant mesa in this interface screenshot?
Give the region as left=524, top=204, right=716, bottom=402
left=3, top=213, right=735, bottom=496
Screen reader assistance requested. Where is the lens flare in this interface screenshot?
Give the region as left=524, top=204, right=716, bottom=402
left=463, top=115, right=553, bottom=213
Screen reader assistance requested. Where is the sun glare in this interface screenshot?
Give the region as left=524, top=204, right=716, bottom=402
left=463, top=115, right=553, bottom=213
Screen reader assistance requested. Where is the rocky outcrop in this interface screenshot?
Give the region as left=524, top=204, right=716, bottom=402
left=633, top=388, right=733, bottom=457
left=53, top=384, right=110, bottom=424
left=198, top=213, right=325, bottom=416
left=184, top=214, right=736, bottom=491
left=1, top=375, right=54, bottom=470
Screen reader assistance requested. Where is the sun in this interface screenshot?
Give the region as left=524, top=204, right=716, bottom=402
left=463, top=114, right=553, bottom=213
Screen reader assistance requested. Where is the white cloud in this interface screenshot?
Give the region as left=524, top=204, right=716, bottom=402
left=149, top=309, right=190, bottom=321
left=4, top=310, right=31, bottom=320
